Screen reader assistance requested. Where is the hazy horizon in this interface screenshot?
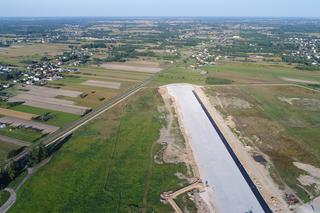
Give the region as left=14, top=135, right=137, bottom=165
left=1, top=0, right=319, bottom=17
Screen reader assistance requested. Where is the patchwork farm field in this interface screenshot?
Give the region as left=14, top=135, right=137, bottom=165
left=9, top=89, right=191, bottom=212
left=47, top=66, right=153, bottom=108
left=152, top=61, right=319, bottom=87
left=0, top=60, right=161, bottom=164
left=0, top=43, right=70, bottom=65
left=205, top=85, right=320, bottom=201
left=10, top=105, right=80, bottom=127
left=79, top=65, right=154, bottom=81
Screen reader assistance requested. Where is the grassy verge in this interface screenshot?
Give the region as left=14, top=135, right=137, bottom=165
left=8, top=171, right=28, bottom=190
left=0, top=190, right=10, bottom=206
left=10, top=89, right=190, bottom=212
left=205, top=76, right=233, bottom=85
left=175, top=194, right=198, bottom=213
left=0, top=142, right=20, bottom=163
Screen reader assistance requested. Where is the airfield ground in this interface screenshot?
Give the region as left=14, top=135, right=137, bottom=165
left=204, top=84, right=320, bottom=202
left=167, top=84, right=266, bottom=212
left=1, top=55, right=320, bottom=212
left=9, top=89, right=196, bottom=212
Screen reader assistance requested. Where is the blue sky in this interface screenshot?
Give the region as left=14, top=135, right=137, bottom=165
left=0, top=0, right=319, bottom=17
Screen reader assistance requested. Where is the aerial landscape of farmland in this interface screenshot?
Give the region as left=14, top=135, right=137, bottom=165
left=0, top=1, right=319, bottom=212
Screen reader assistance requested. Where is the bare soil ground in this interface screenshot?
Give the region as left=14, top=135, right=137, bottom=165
left=81, top=80, right=121, bottom=89
left=100, top=62, right=163, bottom=73
left=22, top=85, right=82, bottom=98
left=9, top=95, right=89, bottom=115
left=9, top=85, right=89, bottom=115
left=296, top=196, right=320, bottom=213
left=73, top=74, right=140, bottom=83
left=197, top=86, right=290, bottom=212
left=294, top=162, right=320, bottom=193
left=0, top=108, right=37, bottom=120
left=0, top=116, right=59, bottom=134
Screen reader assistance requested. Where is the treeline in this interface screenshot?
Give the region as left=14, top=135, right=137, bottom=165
left=217, top=40, right=297, bottom=56
left=282, top=56, right=320, bottom=71
left=296, top=64, right=320, bottom=71
left=105, top=44, right=156, bottom=62
left=0, top=134, right=72, bottom=189
left=0, top=144, right=48, bottom=188
left=0, top=70, right=21, bottom=81
left=81, top=42, right=107, bottom=49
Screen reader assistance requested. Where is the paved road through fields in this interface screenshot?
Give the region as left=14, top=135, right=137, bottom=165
left=168, top=84, right=265, bottom=213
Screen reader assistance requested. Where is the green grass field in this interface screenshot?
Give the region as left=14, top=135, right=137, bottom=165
left=153, top=64, right=206, bottom=86
left=0, top=190, right=10, bottom=206
left=0, top=43, right=70, bottom=65
left=0, top=142, right=20, bottom=163
left=0, top=127, right=44, bottom=143
left=204, top=62, right=320, bottom=84
left=11, top=105, right=80, bottom=127
left=10, top=89, right=191, bottom=212
left=205, top=85, right=320, bottom=201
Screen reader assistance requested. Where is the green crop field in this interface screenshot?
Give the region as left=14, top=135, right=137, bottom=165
left=10, top=89, right=192, bottom=212
left=0, top=127, right=44, bottom=143
left=205, top=85, right=320, bottom=201
left=0, top=190, right=10, bottom=206
left=204, top=62, right=320, bottom=84
left=11, top=105, right=80, bottom=127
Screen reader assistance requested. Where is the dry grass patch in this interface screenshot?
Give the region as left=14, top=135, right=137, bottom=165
left=81, top=80, right=121, bottom=89
left=100, top=62, right=163, bottom=73
left=0, top=108, right=37, bottom=120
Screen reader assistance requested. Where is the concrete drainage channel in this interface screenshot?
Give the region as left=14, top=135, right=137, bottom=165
left=192, top=90, right=272, bottom=213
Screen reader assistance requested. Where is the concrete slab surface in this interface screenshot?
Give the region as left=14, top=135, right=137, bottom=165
left=167, top=84, right=265, bottom=213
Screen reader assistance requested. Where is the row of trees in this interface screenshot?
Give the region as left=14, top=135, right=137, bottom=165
left=0, top=133, right=73, bottom=189
left=0, top=144, right=48, bottom=188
